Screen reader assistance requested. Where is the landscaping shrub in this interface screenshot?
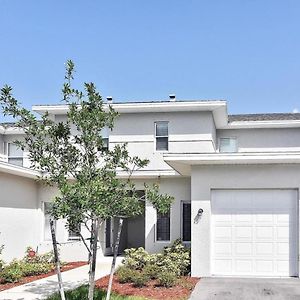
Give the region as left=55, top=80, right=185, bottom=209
left=157, top=271, right=177, bottom=288
left=131, top=272, right=149, bottom=288
left=122, top=247, right=151, bottom=270
left=143, top=264, right=160, bottom=280
left=0, top=247, right=55, bottom=283
left=156, top=239, right=191, bottom=276
left=20, top=262, right=53, bottom=276
left=0, top=261, right=23, bottom=283
left=116, top=266, right=138, bottom=284
left=23, top=247, right=55, bottom=264
left=0, top=244, right=4, bottom=271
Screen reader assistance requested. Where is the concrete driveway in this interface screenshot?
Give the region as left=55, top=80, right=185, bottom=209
left=189, top=277, right=300, bottom=300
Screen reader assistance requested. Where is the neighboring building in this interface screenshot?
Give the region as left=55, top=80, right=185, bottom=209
left=1, top=98, right=300, bottom=278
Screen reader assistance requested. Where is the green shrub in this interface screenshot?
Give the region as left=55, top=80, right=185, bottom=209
left=122, top=247, right=151, bottom=270
left=24, top=247, right=55, bottom=264
left=0, top=261, right=23, bottom=283
left=131, top=272, right=149, bottom=288
left=116, top=266, right=138, bottom=284
left=0, top=244, right=4, bottom=271
left=20, top=262, right=53, bottom=276
left=158, top=239, right=191, bottom=276
left=157, top=271, right=177, bottom=288
left=143, top=264, right=160, bottom=280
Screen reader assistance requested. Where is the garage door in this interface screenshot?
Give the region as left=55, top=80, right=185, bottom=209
left=211, top=189, right=298, bottom=277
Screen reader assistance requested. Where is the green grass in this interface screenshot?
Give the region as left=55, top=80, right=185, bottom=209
left=47, top=285, right=147, bottom=300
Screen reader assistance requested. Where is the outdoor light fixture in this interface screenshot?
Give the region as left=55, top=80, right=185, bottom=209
left=197, top=208, right=203, bottom=217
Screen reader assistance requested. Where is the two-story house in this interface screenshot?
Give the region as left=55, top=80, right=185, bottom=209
left=1, top=98, right=300, bottom=278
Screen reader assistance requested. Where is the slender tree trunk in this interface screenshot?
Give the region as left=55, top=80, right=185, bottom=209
left=50, top=219, right=66, bottom=300
left=106, top=217, right=124, bottom=300
left=88, top=218, right=100, bottom=300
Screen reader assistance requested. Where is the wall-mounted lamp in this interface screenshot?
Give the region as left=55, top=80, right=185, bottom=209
left=194, top=208, right=204, bottom=224
left=197, top=208, right=204, bottom=217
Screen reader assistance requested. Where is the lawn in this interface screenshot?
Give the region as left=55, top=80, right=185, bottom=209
left=47, top=285, right=147, bottom=300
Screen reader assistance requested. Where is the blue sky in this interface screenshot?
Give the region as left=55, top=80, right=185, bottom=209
left=1, top=0, right=300, bottom=121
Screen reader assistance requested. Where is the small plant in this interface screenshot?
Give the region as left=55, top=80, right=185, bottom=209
left=143, top=264, right=160, bottom=280
left=122, top=247, right=151, bottom=270
left=157, top=271, right=177, bottom=288
left=20, top=262, right=53, bottom=276
left=23, top=247, right=56, bottom=264
left=0, top=261, right=23, bottom=283
left=0, top=244, right=4, bottom=271
left=116, top=266, right=138, bottom=284
left=131, top=272, right=149, bottom=288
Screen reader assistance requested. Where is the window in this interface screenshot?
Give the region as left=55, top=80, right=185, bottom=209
left=100, top=127, right=109, bottom=150
left=219, top=137, right=237, bottom=153
left=68, top=223, right=81, bottom=240
left=44, top=202, right=56, bottom=241
left=156, top=210, right=170, bottom=241
left=7, top=143, right=23, bottom=166
left=155, top=121, right=168, bottom=151
left=181, top=202, right=191, bottom=242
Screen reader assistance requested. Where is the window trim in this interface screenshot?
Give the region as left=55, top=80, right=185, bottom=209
left=154, top=121, right=169, bottom=152
left=155, top=208, right=171, bottom=242
left=181, top=201, right=191, bottom=243
left=218, top=137, right=238, bottom=153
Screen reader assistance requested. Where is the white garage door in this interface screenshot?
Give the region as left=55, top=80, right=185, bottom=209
left=211, top=189, right=298, bottom=277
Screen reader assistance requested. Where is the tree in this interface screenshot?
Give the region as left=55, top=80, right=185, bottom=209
left=0, top=61, right=174, bottom=300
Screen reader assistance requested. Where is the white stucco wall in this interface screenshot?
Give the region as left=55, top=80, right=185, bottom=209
left=191, top=164, right=300, bottom=277
left=0, top=173, right=39, bottom=262
left=217, top=128, right=300, bottom=152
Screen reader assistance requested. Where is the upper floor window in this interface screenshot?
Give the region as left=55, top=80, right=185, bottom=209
left=99, top=127, right=109, bottom=151
left=7, top=143, right=23, bottom=166
left=219, top=137, right=237, bottom=153
left=155, top=121, right=169, bottom=151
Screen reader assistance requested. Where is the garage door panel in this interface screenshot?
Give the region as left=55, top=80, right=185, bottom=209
left=211, top=189, right=298, bottom=277
left=235, top=226, right=252, bottom=239
left=255, top=226, right=274, bottom=240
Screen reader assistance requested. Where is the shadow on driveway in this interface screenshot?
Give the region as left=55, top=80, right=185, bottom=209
left=189, top=277, right=300, bottom=300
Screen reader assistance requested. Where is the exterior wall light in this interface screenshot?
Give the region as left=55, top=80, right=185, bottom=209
left=194, top=208, right=204, bottom=224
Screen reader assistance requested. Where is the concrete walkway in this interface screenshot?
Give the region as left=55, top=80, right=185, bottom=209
left=189, top=277, right=300, bottom=300
left=0, top=257, right=123, bottom=300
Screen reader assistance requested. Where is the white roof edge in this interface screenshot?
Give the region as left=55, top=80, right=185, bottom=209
left=164, top=152, right=300, bottom=165
left=224, top=120, right=300, bottom=129
left=0, top=162, right=40, bottom=179
left=32, top=101, right=227, bottom=114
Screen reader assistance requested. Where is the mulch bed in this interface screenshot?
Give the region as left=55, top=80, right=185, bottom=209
left=96, top=275, right=200, bottom=300
left=0, top=261, right=87, bottom=292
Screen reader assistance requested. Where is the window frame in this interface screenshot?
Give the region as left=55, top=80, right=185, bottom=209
left=218, top=137, right=238, bottom=153
left=181, top=201, right=191, bottom=243
left=154, top=121, right=169, bottom=152
left=7, top=142, right=24, bottom=166
left=155, top=208, right=171, bottom=242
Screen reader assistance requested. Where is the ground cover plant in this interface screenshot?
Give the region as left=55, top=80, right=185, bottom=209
left=47, top=285, right=147, bottom=300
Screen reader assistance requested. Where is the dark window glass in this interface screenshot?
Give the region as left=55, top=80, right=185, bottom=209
left=157, top=210, right=170, bottom=241
left=155, top=122, right=168, bottom=151
left=68, top=223, right=81, bottom=240
left=182, top=203, right=191, bottom=242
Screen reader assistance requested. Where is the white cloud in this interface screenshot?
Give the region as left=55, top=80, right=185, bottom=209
left=293, top=108, right=299, bottom=113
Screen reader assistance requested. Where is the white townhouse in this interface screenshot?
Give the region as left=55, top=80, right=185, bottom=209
left=1, top=97, right=300, bottom=278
